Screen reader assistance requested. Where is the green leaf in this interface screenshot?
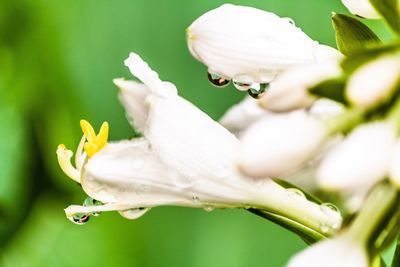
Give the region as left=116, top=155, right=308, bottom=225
left=332, top=13, right=381, bottom=56
left=248, top=209, right=326, bottom=245
left=369, top=0, right=400, bottom=35
left=341, top=42, right=400, bottom=73
left=309, top=77, right=348, bottom=105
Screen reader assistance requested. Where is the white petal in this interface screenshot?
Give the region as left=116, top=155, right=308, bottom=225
left=114, top=78, right=151, bottom=132
left=342, top=0, right=380, bottom=19
left=287, top=234, right=368, bottom=267
left=346, top=54, right=400, bottom=108
left=307, top=99, right=345, bottom=119
left=239, top=111, right=327, bottom=178
left=259, top=61, right=341, bottom=112
left=318, top=122, right=396, bottom=192
left=187, top=4, right=336, bottom=84
left=145, top=94, right=239, bottom=181
left=389, top=140, right=400, bottom=187
left=219, top=96, right=272, bottom=135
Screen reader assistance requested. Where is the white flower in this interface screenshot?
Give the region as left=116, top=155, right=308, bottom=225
left=287, top=233, right=368, bottom=267
left=346, top=53, right=400, bottom=108
left=187, top=4, right=340, bottom=85
left=389, top=139, right=400, bottom=187
left=219, top=96, right=272, bottom=136
left=318, top=121, right=396, bottom=193
left=341, top=0, right=380, bottom=19
left=57, top=52, right=341, bottom=233
left=259, top=61, right=342, bottom=112
left=239, top=110, right=327, bottom=178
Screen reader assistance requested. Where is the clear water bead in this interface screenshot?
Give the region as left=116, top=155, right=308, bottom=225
left=119, top=208, right=150, bottom=220
left=286, top=188, right=306, bottom=200
left=207, top=72, right=230, bottom=88
left=68, top=213, right=90, bottom=225
left=247, top=83, right=268, bottom=99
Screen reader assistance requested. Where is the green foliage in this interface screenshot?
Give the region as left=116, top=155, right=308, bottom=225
left=369, top=0, right=400, bottom=35
left=332, top=13, right=381, bottom=56
left=309, top=77, right=348, bottom=104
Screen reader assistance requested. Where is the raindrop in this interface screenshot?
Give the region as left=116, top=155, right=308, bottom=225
left=68, top=213, right=90, bottom=225
left=283, top=17, right=295, bottom=26
left=172, top=174, right=196, bottom=188
left=207, top=72, right=230, bottom=88
left=203, top=205, right=214, bottom=212
left=247, top=83, right=269, bottom=99
left=192, top=196, right=200, bottom=203
left=83, top=197, right=102, bottom=217
left=233, top=80, right=252, bottom=91
left=318, top=222, right=331, bottom=234
left=286, top=188, right=306, bottom=200
left=119, top=207, right=150, bottom=220
left=320, top=203, right=342, bottom=230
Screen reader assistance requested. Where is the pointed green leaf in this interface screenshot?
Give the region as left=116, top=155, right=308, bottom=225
left=309, top=77, right=348, bottom=105
left=369, top=0, right=400, bottom=35
left=332, top=13, right=381, bottom=56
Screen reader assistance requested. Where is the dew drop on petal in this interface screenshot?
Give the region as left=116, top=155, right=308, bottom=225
left=286, top=188, right=306, bottom=200
left=192, top=196, right=200, bottom=203
left=68, top=213, right=91, bottom=225
left=172, top=174, right=196, bottom=188
left=207, top=72, right=230, bottom=88
left=247, top=83, right=269, bottom=99
left=320, top=202, right=341, bottom=229
left=233, top=80, right=252, bottom=91
left=283, top=17, right=295, bottom=26
left=118, top=207, right=150, bottom=220
left=83, top=197, right=102, bottom=217
left=203, top=205, right=214, bottom=212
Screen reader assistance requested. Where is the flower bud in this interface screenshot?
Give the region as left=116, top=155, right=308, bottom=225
left=239, top=111, right=327, bottom=178
left=346, top=53, right=400, bottom=108
left=187, top=4, right=340, bottom=85
left=287, top=234, right=368, bottom=267
left=259, top=61, right=342, bottom=112
left=318, top=122, right=396, bottom=192
left=341, top=0, right=380, bottom=19
left=219, top=96, right=272, bottom=135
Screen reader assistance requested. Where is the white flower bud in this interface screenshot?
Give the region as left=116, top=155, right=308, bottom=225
left=187, top=4, right=340, bottom=84
left=259, top=61, right=342, bottom=112
left=318, top=122, right=396, bottom=192
left=239, top=111, right=327, bottom=178
left=346, top=54, right=400, bottom=108
left=287, top=234, right=368, bottom=267
left=341, top=0, right=380, bottom=19
left=389, top=139, right=400, bottom=187
left=219, top=96, right=272, bottom=136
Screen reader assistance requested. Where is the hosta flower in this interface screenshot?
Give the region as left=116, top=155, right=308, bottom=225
left=318, top=121, right=396, bottom=193
left=259, top=61, right=342, bottom=112
left=341, top=0, right=380, bottom=19
left=287, top=233, right=368, bottom=267
left=219, top=96, right=272, bottom=136
left=187, top=4, right=340, bottom=91
left=57, top=52, right=341, bottom=233
left=346, top=53, right=400, bottom=108
left=239, top=110, right=327, bottom=178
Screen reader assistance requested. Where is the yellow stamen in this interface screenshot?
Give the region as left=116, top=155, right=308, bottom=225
left=80, top=120, right=109, bottom=158
left=56, top=144, right=81, bottom=183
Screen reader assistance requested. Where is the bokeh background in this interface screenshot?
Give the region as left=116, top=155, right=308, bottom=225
left=0, top=1, right=391, bottom=266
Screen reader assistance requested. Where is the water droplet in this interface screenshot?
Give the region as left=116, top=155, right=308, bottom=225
left=247, top=83, right=269, bottom=99
left=172, top=174, right=196, bottom=188
left=286, top=188, right=306, bottom=200
left=192, top=196, right=200, bottom=203
left=233, top=80, right=252, bottom=91
left=83, top=197, right=102, bottom=217
left=119, top=207, right=150, bottom=220
left=68, top=213, right=90, bottom=225
left=320, top=203, right=342, bottom=230
left=203, top=205, right=214, bottom=212
left=319, top=222, right=331, bottom=234
left=283, top=17, right=295, bottom=25
left=207, top=72, right=230, bottom=88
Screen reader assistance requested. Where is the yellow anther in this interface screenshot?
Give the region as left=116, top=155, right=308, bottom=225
left=56, top=144, right=81, bottom=183
left=80, top=120, right=109, bottom=158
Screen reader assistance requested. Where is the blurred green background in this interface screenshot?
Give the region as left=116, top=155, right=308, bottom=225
left=0, top=1, right=390, bottom=266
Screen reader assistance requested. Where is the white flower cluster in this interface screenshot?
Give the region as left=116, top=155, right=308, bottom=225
left=57, top=3, right=400, bottom=267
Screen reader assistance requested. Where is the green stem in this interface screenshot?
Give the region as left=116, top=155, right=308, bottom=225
left=348, top=182, right=398, bottom=246
left=325, top=107, right=365, bottom=135
left=391, top=239, right=400, bottom=267
left=387, top=96, right=400, bottom=131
